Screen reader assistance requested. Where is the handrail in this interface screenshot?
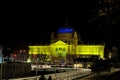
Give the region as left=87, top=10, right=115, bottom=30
left=9, top=68, right=92, bottom=80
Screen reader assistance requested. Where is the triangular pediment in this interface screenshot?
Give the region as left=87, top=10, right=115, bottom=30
left=52, top=40, right=67, bottom=45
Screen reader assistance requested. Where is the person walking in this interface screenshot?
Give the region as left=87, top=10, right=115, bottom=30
left=39, top=74, right=46, bottom=80
left=47, top=75, right=52, bottom=80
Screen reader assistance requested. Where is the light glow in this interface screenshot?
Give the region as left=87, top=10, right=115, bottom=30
left=28, top=40, right=105, bottom=61
left=77, top=45, right=104, bottom=59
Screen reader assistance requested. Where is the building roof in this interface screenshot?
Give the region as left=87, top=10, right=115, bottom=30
left=57, top=26, right=74, bottom=34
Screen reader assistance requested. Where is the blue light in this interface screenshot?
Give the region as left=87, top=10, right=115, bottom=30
left=0, top=45, right=2, bottom=63
left=57, top=27, right=74, bottom=33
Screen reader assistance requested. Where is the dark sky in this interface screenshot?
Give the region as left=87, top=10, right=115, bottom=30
left=1, top=1, right=120, bottom=51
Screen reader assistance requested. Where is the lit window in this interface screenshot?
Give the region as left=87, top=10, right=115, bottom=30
left=56, top=48, right=58, bottom=51
left=63, top=48, right=66, bottom=51
left=23, top=50, right=26, bottom=53
left=20, top=50, right=22, bottom=53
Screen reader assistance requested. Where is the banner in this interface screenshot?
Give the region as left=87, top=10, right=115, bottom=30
left=0, top=45, right=2, bottom=63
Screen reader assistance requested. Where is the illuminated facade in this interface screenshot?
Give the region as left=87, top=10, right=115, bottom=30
left=28, top=26, right=105, bottom=64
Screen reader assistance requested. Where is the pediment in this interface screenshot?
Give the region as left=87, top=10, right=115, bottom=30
left=52, top=40, right=67, bottom=46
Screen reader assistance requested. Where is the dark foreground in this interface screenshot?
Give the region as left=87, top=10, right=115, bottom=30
left=106, top=71, right=120, bottom=80
left=77, top=70, right=120, bottom=80
left=5, top=70, right=60, bottom=79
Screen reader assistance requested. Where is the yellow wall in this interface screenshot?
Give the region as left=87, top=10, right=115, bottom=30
left=76, top=45, right=104, bottom=59
left=50, top=40, right=68, bottom=58
left=28, top=46, right=50, bottom=55
left=28, top=41, right=104, bottom=59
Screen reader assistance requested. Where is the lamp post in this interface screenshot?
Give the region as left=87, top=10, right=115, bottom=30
left=54, top=59, right=57, bottom=79
left=0, top=57, right=2, bottom=80
left=35, top=58, right=39, bottom=80
left=0, top=45, right=3, bottom=80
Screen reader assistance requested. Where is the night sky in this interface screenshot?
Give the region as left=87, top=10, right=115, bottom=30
left=1, top=1, right=120, bottom=55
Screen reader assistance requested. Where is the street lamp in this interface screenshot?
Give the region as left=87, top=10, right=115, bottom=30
left=35, top=58, right=39, bottom=79
left=0, top=45, right=3, bottom=80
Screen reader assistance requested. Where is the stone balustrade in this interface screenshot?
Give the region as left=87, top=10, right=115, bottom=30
left=9, top=68, right=92, bottom=80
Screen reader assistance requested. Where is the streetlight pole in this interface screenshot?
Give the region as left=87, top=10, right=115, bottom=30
left=54, top=60, right=57, bottom=79
left=0, top=45, right=3, bottom=80
left=36, top=59, right=38, bottom=80
left=0, top=58, right=2, bottom=80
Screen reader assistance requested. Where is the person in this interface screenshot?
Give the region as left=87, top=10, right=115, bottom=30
left=47, top=75, right=52, bottom=80
left=39, top=74, right=46, bottom=80
left=91, top=62, right=97, bottom=75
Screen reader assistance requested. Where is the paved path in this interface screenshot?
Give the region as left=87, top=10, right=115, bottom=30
left=78, top=68, right=120, bottom=80
left=9, top=68, right=92, bottom=80
left=78, top=72, right=110, bottom=80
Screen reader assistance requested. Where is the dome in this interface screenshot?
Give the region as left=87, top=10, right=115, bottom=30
left=57, top=26, right=74, bottom=34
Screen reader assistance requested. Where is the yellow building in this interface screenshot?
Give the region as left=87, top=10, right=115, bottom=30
left=28, top=26, right=105, bottom=65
